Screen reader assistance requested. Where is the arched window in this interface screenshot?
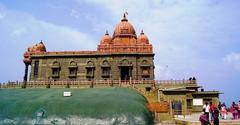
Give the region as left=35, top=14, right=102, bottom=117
left=141, top=60, right=150, bottom=80
left=68, top=61, right=77, bottom=78
left=101, top=60, right=111, bottom=78
left=86, top=61, right=95, bottom=80
left=51, top=61, right=60, bottom=78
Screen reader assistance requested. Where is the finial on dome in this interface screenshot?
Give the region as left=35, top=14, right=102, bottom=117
left=121, top=12, right=128, bottom=22
left=140, top=29, right=144, bottom=35
left=105, top=30, right=109, bottom=35
left=40, top=40, right=43, bottom=44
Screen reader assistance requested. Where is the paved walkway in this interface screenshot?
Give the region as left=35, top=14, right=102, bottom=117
left=174, top=112, right=239, bottom=121
left=154, top=113, right=240, bottom=125
left=174, top=113, right=240, bottom=125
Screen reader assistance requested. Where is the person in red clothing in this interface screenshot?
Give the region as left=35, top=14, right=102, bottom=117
left=209, top=102, right=216, bottom=122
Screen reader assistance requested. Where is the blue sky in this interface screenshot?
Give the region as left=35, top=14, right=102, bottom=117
left=0, top=0, right=239, bottom=105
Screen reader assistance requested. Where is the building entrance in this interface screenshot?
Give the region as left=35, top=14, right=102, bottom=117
left=120, top=67, right=132, bottom=80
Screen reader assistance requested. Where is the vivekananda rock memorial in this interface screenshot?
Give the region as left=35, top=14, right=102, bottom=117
left=11, top=14, right=224, bottom=124
left=23, top=14, right=154, bottom=82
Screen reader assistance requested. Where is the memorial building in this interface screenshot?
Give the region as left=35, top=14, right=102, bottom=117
left=22, top=14, right=221, bottom=113
left=23, top=14, right=154, bottom=81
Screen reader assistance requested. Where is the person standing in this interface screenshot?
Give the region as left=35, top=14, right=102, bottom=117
left=221, top=102, right=227, bottom=119
left=213, top=107, right=219, bottom=125
left=203, top=102, right=210, bottom=121
left=209, top=102, right=216, bottom=122
left=217, top=101, right=221, bottom=118
left=238, top=100, right=240, bottom=118
left=230, top=102, right=238, bottom=119
left=199, top=112, right=211, bottom=125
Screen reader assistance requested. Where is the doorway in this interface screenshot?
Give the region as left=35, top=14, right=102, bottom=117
left=172, top=101, right=182, bottom=115
left=120, top=67, right=131, bottom=80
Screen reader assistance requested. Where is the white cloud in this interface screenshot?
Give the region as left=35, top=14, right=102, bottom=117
left=70, top=9, right=81, bottom=19
left=77, top=0, right=240, bottom=77
left=0, top=12, right=5, bottom=19
left=35, top=21, right=97, bottom=51
left=0, top=8, right=96, bottom=51
left=223, top=52, right=240, bottom=71
left=11, top=27, right=27, bottom=37
left=0, top=4, right=97, bottom=82
left=0, top=4, right=6, bottom=20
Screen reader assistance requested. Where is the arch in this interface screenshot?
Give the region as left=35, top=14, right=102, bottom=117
left=86, top=61, right=94, bottom=67
left=52, top=61, right=60, bottom=67
left=141, top=60, right=149, bottom=65
left=70, top=61, right=77, bottom=65
left=102, top=60, right=110, bottom=66
left=69, top=61, right=77, bottom=67
left=119, top=59, right=132, bottom=66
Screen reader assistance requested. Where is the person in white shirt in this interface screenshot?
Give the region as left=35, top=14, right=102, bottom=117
left=203, top=102, right=210, bottom=121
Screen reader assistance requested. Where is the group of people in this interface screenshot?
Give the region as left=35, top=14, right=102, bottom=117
left=230, top=101, right=240, bottom=120
left=199, top=101, right=240, bottom=125
left=200, top=102, right=219, bottom=125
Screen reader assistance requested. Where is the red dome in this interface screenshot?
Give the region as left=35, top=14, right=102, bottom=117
left=37, top=41, right=46, bottom=52
left=100, top=31, right=111, bottom=45
left=23, top=40, right=47, bottom=64
left=23, top=52, right=31, bottom=64
left=112, top=14, right=137, bottom=39
left=28, top=41, right=47, bottom=53
left=137, top=30, right=149, bottom=44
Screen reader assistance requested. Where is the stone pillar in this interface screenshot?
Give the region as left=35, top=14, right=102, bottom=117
left=23, top=63, right=29, bottom=88
left=24, top=63, right=29, bottom=82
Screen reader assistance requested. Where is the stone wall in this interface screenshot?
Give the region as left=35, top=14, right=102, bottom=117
left=29, top=53, right=154, bottom=81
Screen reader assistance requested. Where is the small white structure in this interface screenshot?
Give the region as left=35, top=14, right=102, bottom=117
left=63, top=92, right=72, bottom=97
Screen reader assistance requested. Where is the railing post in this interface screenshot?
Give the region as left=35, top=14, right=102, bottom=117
left=119, top=77, right=121, bottom=87
left=169, top=100, right=173, bottom=118
left=130, top=77, right=132, bottom=86
left=132, top=80, right=135, bottom=88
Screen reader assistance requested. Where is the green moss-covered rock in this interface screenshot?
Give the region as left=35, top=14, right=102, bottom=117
left=0, top=87, right=153, bottom=125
